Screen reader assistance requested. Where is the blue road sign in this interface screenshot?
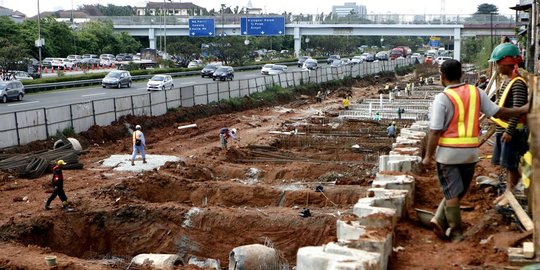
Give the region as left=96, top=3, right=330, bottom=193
left=429, top=40, right=440, bottom=47
left=240, top=17, right=285, bottom=36
left=189, top=18, right=215, bottom=37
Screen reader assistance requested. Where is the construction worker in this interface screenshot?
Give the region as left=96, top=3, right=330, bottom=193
left=387, top=122, right=396, bottom=138
left=44, top=160, right=69, bottom=210
left=316, top=91, right=323, bottom=103
left=342, top=96, right=350, bottom=110
left=488, top=43, right=529, bottom=202
left=131, top=125, right=146, bottom=166
left=373, top=112, right=380, bottom=122
left=219, top=127, right=238, bottom=150
left=422, top=59, right=528, bottom=242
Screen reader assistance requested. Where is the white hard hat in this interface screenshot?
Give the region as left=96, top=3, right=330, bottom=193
left=135, top=125, right=141, bottom=130
left=231, top=128, right=237, bottom=135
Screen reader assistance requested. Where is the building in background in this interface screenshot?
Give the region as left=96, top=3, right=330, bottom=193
left=135, top=2, right=204, bottom=16
left=332, top=2, right=367, bottom=18
left=0, top=6, right=26, bottom=23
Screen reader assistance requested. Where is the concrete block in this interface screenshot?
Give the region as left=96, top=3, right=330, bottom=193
left=367, top=188, right=409, bottom=218
left=297, top=243, right=381, bottom=270
left=131, top=254, right=182, bottom=269
left=353, top=198, right=397, bottom=228
left=372, top=174, right=415, bottom=203
left=345, top=231, right=393, bottom=270
left=336, top=219, right=366, bottom=241
left=393, top=138, right=421, bottom=147
left=389, top=147, right=421, bottom=156
left=378, top=155, right=389, bottom=171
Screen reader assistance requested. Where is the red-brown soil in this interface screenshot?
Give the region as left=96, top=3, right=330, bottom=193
left=0, top=75, right=529, bottom=269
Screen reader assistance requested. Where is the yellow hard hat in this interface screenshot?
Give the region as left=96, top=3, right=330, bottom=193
left=57, top=160, right=66, bottom=166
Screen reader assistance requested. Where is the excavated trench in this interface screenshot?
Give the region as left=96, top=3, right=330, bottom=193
left=0, top=111, right=398, bottom=268
left=0, top=203, right=340, bottom=265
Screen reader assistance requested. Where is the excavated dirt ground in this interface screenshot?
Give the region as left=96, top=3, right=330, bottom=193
left=0, top=74, right=531, bottom=270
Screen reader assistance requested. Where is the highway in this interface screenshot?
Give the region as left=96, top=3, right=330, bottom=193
left=0, top=64, right=320, bottom=114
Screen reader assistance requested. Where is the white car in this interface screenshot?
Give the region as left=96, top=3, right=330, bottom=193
left=9, top=71, right=33, bottom=81
left=51, top=58, right=65, bottom=68
left=100, top=57, right=114, bottom=67
left=260, top=64, right=274, bottom=75
left=434, top=56, right=452, bottom=65
left=62, top=58, right=75, bottom=69
left=187, top=60, right=203, bottom=69
left=268, top=65, right=287, bottom=75
left=147, top=74, right=174, bottom=91
left=351, top=56, right=363, bottom=64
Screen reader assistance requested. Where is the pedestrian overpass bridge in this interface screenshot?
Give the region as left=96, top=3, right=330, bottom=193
left=101, top=14, right=516, bottom=61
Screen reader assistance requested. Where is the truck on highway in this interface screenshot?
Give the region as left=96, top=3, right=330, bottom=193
left=390, top=46, right=412, bottom=60
left=117, top=48, right=159, bottom=70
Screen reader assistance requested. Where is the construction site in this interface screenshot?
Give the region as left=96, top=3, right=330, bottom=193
left=0, top=57, right=539, bottom=270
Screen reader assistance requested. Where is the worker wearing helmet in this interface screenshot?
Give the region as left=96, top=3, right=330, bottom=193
left=131, top=124, right=147, bottom=166
left=489, top=43, right=529, bottom=203
left=44, top=160, right=69, bottom=210
left=422, top=59, right=528, bottom=242
left=219, top=127, right=238, bottom=150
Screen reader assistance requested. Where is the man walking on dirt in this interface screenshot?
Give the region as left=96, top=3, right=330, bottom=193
left=488, top=43, right=529, bottom=203
left=44, top=160, right=69, bottom=210
left=131, top=125, right=147, bottom=166
left=422, top=59, right=528, bottom=242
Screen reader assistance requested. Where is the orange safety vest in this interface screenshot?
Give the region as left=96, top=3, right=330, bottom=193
left=490, top=77, right=527, bottom=129
left=438, top=84, right=480, bottom=148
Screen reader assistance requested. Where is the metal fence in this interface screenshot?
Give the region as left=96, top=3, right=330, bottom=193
left=0, top=59, right=413, bottom=149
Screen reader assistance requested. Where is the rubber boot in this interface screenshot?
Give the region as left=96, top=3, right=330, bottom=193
left=430, top=199, right=448, bottom=239
left=143, top=158, right=147, bottom=164
left=445, top=205, right=463, bottom=242
left=131, top=159, right=135, bottom=166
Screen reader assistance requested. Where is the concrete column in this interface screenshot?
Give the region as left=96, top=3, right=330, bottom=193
left=293, top=27, right=301, bottom=57
left=453, top=27, right=461, bottom=61
left=149, top=28, right=156, bottom=50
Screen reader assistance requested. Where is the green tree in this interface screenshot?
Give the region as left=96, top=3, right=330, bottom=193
left=96, top=4, right=135, bottom=16
left=0, top=38, right=28, bottom=71
left=475, top=3, right=499, bottom=14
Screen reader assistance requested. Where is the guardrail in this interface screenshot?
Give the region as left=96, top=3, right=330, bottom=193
left=0, top=59, right=414, bottom=149
left=23, top=61, right=298, bottom=92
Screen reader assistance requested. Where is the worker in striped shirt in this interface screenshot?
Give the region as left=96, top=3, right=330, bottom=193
left=488, top=43, right=529, bottom=202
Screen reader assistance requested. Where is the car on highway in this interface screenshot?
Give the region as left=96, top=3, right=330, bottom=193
left=361, top=53, right=375, bottom=62
left=146, top=74, right=174, bottom=91
left=9, top=70, right=33, bottom=81
left=341, top=58, right=352, bottom=65
left=51, top=58, right=65, bottom=68
left=268, top=65, right=288, bottom=75
left=411, top=53, right=423, bottom=63
left=326, top=55, right=340, bottom=64
left=100, top=57, right=114, bottom=67
left=424, top=55, right=434, bottom=64
left=261, top=64, right=274, bottom=75
left=101, top=70, right=132, bottom=88
left=187, top=60, right=203, bottom=69
left=302, top=59, right=318, bottom=70
left=330, top=59, right=343, bottom=68
left=297, top=56, right=310, bottom=67
left=351, top=56, right=364, bottom=64
left=434, top=56, right=452, bottom=65
left=67, top=55, right=83, bottom=65
left=201, top=64, right=222, bottom=78
left=212, top=66, right=234, bottom=81
left=0, top=80, right=25, bottom=103
left=375, top=51, right=389, bottom=61
left=42, top=58, right=53, bottom=68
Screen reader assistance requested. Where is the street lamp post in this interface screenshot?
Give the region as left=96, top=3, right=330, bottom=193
left=380, top=37, right=384, bottom=49
left=490, top=12, right=494, bottom=53
left=37, top=0, right=42, bottom=76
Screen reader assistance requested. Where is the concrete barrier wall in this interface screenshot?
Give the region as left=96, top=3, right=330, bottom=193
left=0, top=59, right=414, bottom=149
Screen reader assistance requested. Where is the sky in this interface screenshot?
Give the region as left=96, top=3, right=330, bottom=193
left=1, top=0, right=520, bottom=17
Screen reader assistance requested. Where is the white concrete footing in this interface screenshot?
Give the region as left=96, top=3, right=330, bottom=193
left=297, top=243, right=381, bottom=270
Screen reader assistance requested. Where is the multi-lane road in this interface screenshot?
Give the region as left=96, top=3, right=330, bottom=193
left=0, top=64, right=321, bottom=114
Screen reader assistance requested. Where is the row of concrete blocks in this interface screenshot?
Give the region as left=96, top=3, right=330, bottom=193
left=296, top=121, right=430, bottom=269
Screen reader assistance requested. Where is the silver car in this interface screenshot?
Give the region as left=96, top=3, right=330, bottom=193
left=147, top=75, right=174, bottom=91
left=0, top=80, right=25, bottom=103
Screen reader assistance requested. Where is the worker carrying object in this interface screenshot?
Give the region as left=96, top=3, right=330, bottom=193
left=219, top=127, right=238, bottom=150
left=44, top=160, right=69, bottom=210
left=131, top=124, right=147, bottom=166
left=421, top=59, right=528, bottom=242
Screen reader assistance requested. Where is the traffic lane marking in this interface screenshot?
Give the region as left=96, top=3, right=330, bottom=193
left=82, top=93, right=107, bottom=97
left=7, top=101, right=40, bottom=106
